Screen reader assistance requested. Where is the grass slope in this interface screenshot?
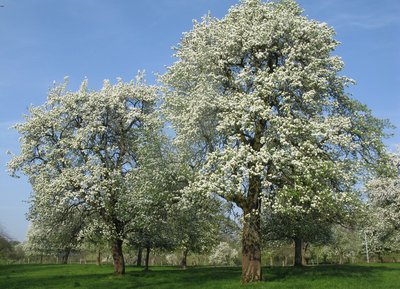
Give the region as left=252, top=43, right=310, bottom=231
left=0, top=263, right=399, bottom=289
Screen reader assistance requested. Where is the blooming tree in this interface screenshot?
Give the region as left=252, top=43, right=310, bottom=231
left=162, top=0, right=388, bottom=282
left=170, top=190, right=221, bottom=269
left=9, top=75, right=159, bottom=274
left=26, top=207, right=85, bottom=264
left=364, top=153, right=400, bottom=260
left=208, top=241, right=239, bottom=266
left=261, top=210, right=333, bottom=266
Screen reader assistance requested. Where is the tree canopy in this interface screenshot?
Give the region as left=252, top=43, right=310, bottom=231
left=162, top=0, right=389, bottom=282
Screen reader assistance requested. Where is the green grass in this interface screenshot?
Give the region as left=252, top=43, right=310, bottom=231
left=0, top=263, right=399, bottom=289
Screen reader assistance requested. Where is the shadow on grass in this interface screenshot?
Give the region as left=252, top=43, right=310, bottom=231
left=263, top=264, right=400, bottom=282
left=125, top=266, right=241, bottom=288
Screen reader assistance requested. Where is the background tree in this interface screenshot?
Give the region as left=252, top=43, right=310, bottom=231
left=208, top=241, right=239, bottom=266
left=262, top=211, right=333, bottom=266
left=162, top=0, right=389, bottom=282
left=363, top=153, right=400, bottom=261
left=170, top=191, right=221, bottom=269
left=27, top=209, right=85, bottom=264
left=327, top=225, right=361, bottom=264
left=9, top=75, right=160, bottom=274
left=0, top=225, right=20, bottom=263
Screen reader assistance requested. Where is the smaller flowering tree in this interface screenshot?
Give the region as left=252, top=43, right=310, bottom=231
left=27, top=208, right=85, bottom=264
left=9, top=75, right=160, bottom=274
left=364, top=153, right=400, bottom=260
left=170, top=190, right=221, bottom=269
left=208, top=241, right=239, bottom=266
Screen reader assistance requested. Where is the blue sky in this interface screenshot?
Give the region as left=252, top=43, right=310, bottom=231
left=0, top=0, right=399, bottom=241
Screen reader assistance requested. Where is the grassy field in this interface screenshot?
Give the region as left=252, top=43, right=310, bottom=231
left=0, top=263, right=399, bottom=289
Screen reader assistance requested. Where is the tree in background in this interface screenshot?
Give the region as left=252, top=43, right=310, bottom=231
left=25, top=207, right=85, bottom=264
left=327, top=225, right=362, bottom=264
left=162, top=0, right=388, bottom=282
left=0, top=225, right=22, bottom=262
left=209, top=241, right=239, bottom=266
left=364, top=153, right=400, bottom=261
left=262, top=211, right=332, bottom=266
left=9, top=75, right=161, bottom=274
left=170, top=191, right=221, bottom=269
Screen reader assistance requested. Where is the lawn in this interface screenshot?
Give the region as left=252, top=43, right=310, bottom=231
left=0, top=263, right=399, bottom=289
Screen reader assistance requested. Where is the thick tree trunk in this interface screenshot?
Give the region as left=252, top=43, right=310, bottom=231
left=61, top=249, right=71, bottom=264
left=241, top=210, right=262, bottom=283
left=111, top=239, right=125, bottom=275
left=96, top=248, right=101, bottom=266
left=294, top=238, right=306, bottom=266
left=181, top=248, right=189, bottom=269
left=144, top=246, right=151, bottom=271
left=137, top=247, right=142, bottom=267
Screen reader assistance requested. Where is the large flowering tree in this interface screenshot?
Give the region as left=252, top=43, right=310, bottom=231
left=162, top=0, right=388, bottom=282
left=9, top=75, right=159, bottom=274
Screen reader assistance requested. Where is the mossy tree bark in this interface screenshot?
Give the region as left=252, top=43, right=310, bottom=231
left=181, top=248, right=189, bottom=269
left=111, top=239, right=125, bottom=275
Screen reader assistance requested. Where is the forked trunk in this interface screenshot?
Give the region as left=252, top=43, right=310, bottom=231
left=181, top=248, right=189, bottom=269
left=137, top=247, right=143, bottom=267
left=61, top=248, right=71, bottom=264
left=111, top=239, right=125, bottom=275
left=294, top=238, right=305, bottom=266
left=241, top=209, right=262, bottom=283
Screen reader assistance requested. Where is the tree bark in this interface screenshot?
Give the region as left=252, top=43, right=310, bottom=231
left=181, top=248, right=189, bottom=269
left=294, top=238, right=305, bottom=266
left=378, top=253, right=384, bottom=263
left=111, top=239, right=125, bottom=275
left=241, top=209, right=262, bottom=283
left=61, top=248, right=71, bottom=264
left=96, top=248, right=101, bottom=266
left=144, top=246, right=151, bottom=271
left=137, top=247, right=142, bottom=267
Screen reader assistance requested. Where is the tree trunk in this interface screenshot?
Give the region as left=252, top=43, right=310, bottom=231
left=294, top=238, right=305, bottom=266
left=111, top=239, right=125, bottom=275
left=137, top=247, right=142, bottom=267
left=241, top=209, right=262, bottom=283
left=61, top=249, right=71, bottom=264
left=96, top=248, right=101, bottom=266
left=378, top=253, right=384, bottom=263
left=144, top=246, right=150, bottom=271
left=181, top=248, right=189, bottom=269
